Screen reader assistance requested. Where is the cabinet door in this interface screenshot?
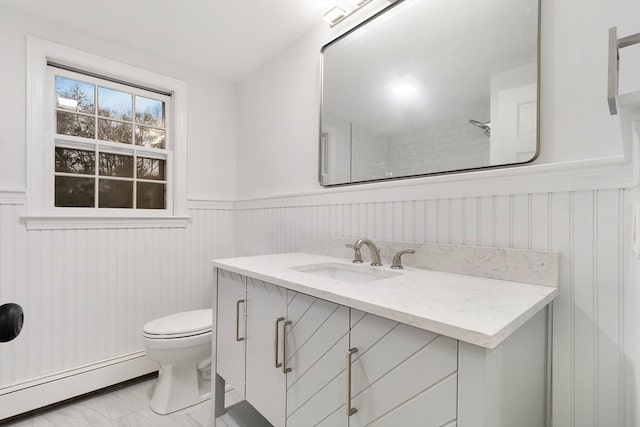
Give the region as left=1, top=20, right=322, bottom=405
left=245, top=278, right=288, bottom=427
left=285, top=292, right=350, bottom=427
left=216, top=270, right=247, bottom=399
left=348, top=310, right=458, bottom=427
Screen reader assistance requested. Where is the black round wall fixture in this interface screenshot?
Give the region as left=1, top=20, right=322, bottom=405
left=0, top=303, right=24, bottom=343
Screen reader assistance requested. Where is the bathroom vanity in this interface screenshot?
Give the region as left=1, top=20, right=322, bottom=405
left=212, top=250, right=558, bottom=427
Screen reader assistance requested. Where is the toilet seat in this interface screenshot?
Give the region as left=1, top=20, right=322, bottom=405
left=143, top=309, right=212, bottom=339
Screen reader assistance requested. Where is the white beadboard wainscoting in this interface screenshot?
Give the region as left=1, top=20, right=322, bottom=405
left=1, top=184, right=639, bottom=426
left=235, top=188, right=639, bottom=427
left=0, top=198, right=235, bottom=418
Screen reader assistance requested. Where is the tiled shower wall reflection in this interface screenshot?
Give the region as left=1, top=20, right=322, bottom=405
left=351, top=126, right=390, bottom=182
left=389, top=114, right=489, bottom=177
left=236, top=189, right=637, bottom=427
left=350, top=110, right=490, bottom=181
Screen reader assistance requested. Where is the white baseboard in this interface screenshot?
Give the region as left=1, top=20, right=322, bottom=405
left=0, top=351, right=158, bottom=420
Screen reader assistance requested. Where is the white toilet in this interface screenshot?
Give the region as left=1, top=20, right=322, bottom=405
left=142, top=309, right=213, bottom=415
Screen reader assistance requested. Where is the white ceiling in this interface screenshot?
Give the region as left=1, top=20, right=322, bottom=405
left=0, top=0, right=351, bottom=81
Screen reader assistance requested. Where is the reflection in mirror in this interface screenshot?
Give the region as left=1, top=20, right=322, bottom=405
left=320, top=0, right=539, bottom=185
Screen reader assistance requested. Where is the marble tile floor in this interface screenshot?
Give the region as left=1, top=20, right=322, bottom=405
left=1, top=374, right=245, bottom=427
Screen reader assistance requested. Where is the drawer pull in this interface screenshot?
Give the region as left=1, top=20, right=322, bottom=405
left=282, top=320, right=293, bottom=374
left=235, top=300, right=246, bottom=342
left=274, top=317, right=285, bottom=368
left=346, top=347, right=358, bottom=416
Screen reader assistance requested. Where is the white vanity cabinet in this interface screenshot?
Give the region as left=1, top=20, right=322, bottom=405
left=215, top=269, right=472, bottom=427
left=244, top=277, right=288, bottom=426
left=216, top=270, right=247, bottom=400
left=244, top=277, right=349, bottom=427
left=312, top=310, right=459, bottom=427
left=213, top=252, right=555, bottom=427
left=216, top=270, right=351, bottom=427
left=284, top=292, right=350, bottom=427
left=348, top=310, right=458, bottom=427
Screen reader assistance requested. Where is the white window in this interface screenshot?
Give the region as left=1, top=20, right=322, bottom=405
left=26, top=37, right=188, bottom=229
left=51, top=67, right=171, bottom=210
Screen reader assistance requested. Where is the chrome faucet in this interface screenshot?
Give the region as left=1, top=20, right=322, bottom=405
left=351, top=238, right=383, bottom=266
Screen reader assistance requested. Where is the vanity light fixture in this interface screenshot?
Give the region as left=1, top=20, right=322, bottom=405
left=322, top=0, right=373, bottom=27
left=322, top=5, right=348, bottom=25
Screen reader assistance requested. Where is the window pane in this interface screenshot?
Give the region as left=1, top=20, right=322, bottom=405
left=55, top=176, right=95, bottom=207
left=56, top=111, right=95, bottom=138
left=137, top=182, right=165, bottom=209
left=137, top=157, right=166, bottom=180
left=55, top=147, right=95, bottom=174
left=98, top=119, right=132, bottom=144
left=135, top=126, right=165, bottom=149
left=56, top=77, right=95, bottom=114
left=135, top=96, right=164, bottom=127
left=99, top=179, right=133, bottom=208
left=99, top=152, right=133, bottom=178
left=98, top=87, right=132, bottom=120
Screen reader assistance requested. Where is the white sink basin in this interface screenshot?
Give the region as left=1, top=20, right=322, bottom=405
left=290, top=263, right=401, bottom=283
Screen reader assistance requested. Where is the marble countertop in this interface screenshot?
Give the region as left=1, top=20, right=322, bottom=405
left=212, top=252, right=558, bottom=349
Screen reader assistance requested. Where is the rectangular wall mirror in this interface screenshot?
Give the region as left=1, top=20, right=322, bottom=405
left=319, top=0, right=539, bottom=186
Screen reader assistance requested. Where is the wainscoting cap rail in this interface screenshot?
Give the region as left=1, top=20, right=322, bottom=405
left=0, top=190, right=27, bottom=205
left=22, top=215, right=191, bottom=230
left=234, top=156, right=635, bottom=210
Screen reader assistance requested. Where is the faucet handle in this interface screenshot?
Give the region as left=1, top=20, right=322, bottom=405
left=345, top=243, right=364, bottom=264
left=391, top=249, right=415, bottom=269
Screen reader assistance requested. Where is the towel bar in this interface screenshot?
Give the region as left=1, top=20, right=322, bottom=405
left=608, top=26, right=640, bottom=115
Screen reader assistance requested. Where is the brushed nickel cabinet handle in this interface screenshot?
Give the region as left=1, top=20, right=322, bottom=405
left=274, top=317, right=285, bottom=368
left=346, top=347, right=358, bottom=416
left=282, top=320, right=293, bottom=374
left=235, top=300, right=245, bottom=342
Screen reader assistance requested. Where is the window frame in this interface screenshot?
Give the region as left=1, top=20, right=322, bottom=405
left=26, top=36, right=189, bottom=229
left=50, top=67, right=173, bottom=213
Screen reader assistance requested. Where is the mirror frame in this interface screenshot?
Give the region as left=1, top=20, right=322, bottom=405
left=318, top=0, right=541, bottom=187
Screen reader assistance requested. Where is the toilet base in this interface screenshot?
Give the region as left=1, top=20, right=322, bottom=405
left=150, top=362, right=211, bottom=415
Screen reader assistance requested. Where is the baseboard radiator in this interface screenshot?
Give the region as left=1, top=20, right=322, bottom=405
left=0, top=351, right=158, bottom=420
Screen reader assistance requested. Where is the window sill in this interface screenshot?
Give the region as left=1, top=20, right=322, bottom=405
left=23, top=215, right=191, bottom=230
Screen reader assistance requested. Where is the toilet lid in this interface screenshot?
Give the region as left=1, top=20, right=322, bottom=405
left=143, top=309, right=213, bottom=338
